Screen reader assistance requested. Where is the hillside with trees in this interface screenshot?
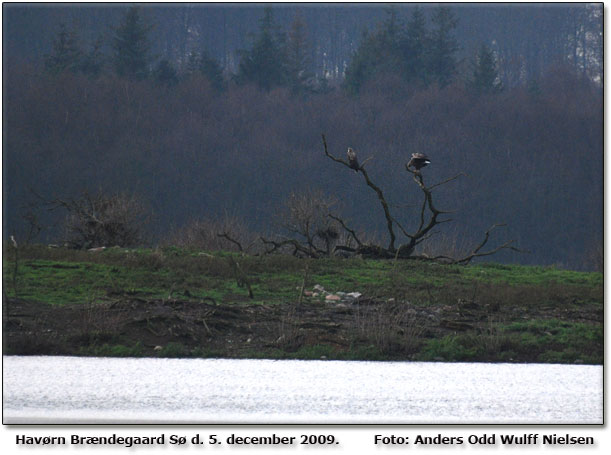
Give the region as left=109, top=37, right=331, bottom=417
left=2, top=4, right=603, bottom=270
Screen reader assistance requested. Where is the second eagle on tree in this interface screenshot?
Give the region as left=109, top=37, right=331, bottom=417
left=407, top=152, right=431, bottom=171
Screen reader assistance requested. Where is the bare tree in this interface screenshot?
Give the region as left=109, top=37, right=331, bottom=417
left=321, top=134, right=521, bottom=263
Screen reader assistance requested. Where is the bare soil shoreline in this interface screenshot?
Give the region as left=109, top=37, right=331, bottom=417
left=3, top=294, right=603, bottom=364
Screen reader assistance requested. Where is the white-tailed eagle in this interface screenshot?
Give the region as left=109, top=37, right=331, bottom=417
left=407, top=153, right=431, bottom=171
left=347, top=147, right=360, bottom=172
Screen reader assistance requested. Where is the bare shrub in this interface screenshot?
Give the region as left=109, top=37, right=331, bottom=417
left=275, top=304, right=303, bottom=350
left=353, top=301, right=425, bottom=355
left=56, top=190, right=151, bottom=249
left=461, top=316, right=508, bottom=357
left=73, top=300, right=127, bottom=345
left=167, top=215, right=257, bottom=252
left=263, top=189, right=342, bottom=257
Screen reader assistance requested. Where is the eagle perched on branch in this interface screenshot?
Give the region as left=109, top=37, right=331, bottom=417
left=347, top=147, right=360, bottom=172
left=407, top=153, right=431, bottom=171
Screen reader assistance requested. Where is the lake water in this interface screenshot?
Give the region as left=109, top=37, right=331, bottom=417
left=2, top=356, right=602, bottom=424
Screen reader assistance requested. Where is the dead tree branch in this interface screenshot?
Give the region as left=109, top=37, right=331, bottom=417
left=218, top=232, right=244, bottom=252
left=428, top=173, right=467, bottom=191
left=323, top=134, right=397, bottom=251
left=400, top=166, right=461, bottom=254
left=328, top=214, right=362, bottom=247
left=451, top=224, right=525, bottom=265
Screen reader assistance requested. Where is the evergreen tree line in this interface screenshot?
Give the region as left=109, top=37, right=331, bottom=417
left=5, top=4, right=603, bottom=88
left=42, top=6, right=314, bottom=94
left=43, top=6, right=504, bottom=95
left=343, top=6, right=504, bottom=94
left=43, top=7, right=224, bottom=90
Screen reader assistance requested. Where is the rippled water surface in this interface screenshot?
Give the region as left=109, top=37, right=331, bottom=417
left=3, top=356, right=602, bottom=424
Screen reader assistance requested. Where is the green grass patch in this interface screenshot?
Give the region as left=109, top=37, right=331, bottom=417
left=418, top=335, right=479, bottom=362
left=79, top=342, right=144, bottom=357
left=462, top=262, right=603, bottom=287
left=3, top=245, right=602, bottom=308
left=414, top=318, right=602, bottom=364
left=500, top=319, right=602, bottom=363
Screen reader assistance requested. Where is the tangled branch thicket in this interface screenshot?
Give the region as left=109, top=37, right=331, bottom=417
left=260, top=190, right=348, bottom=258
left=35, top=190, right=151, bottom=249
left=167, top=215, right=258, bottom=253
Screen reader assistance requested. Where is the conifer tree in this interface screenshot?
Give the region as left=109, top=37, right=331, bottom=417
left=80, top=37, right=104, bottom=77
left=470, top=44, right=503, bottom=94
left=44, top=23, right=83, bottom=74
left=185, top=51, right=200, bottom=75
left=200, top=51, right=225, bottom=91
left=153, top=59, right=178, bottom=87
left=286, top=11, right=314, bottom=94
left=379, top=6, right=405, bottom=74
left=184, top=51, right=224, bottom=91
left=237, top=7, right=288, bottom=90
left=343, top=8, right=405, bottom=94
left=402, top=7, right=429, bottom=85
left=343, top=29, right=378, bottom=94
left=111, top=6, right=153, bottom=80
left=428, top=6, right=459, bottom=87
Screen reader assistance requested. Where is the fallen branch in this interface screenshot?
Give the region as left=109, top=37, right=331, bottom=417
left=261, top=236, right=322, bottom=258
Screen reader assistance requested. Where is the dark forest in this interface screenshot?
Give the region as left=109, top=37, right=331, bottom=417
left=2, top=3, right=603, bottom=270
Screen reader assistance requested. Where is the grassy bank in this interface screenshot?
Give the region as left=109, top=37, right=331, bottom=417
left=2, top=244, right=603, bottom=364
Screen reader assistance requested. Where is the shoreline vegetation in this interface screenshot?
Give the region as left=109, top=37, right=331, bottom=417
left=2, top=245, right=603, bottom=364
